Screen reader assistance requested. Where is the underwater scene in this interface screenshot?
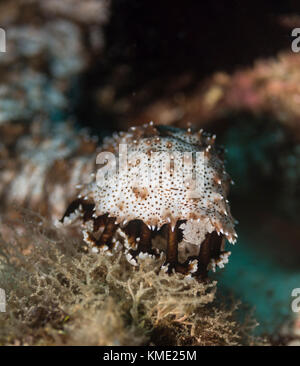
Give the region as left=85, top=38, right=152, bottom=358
left=0, top=0, right=300, bottom=347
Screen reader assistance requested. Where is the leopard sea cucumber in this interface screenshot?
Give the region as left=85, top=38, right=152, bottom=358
left=61, top=123, right=237, bottom=279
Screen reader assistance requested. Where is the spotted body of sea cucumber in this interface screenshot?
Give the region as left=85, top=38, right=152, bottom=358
left=61, top=123, right=237, bottom=279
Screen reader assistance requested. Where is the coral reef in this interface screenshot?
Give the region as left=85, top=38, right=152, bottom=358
left=60, top=123, right=236, bottom=279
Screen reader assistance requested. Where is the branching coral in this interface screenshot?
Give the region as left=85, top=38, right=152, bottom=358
left=61, top=123, right=237, bottom=279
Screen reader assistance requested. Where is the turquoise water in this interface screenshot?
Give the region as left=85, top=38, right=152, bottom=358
left=214, top=227, right=300, bottom=335
left=213, top=118, right=300, bottom=335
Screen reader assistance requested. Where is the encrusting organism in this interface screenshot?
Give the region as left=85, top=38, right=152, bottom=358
left=60, top=123, right=237, bottom=279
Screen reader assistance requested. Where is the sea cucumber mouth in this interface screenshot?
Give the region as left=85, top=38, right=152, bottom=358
left=60, top=198, right=229, bottom=279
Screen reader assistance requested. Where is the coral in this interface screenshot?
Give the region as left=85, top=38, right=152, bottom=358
left=123, top=52, right=300, bottom=140
left=40, top=0, right=110, bottom=27
left=0, top=211, right=263, bottom=346
left=0, top=21, right=86, bottom=79
left=0, top=0, right=110, bottom=127
left=0, top=23, right=81, bottom=126
left=0, top=0, right=110, bottom=56
left=60, top=123, right=237, bottom=279
left=0, top=69, right=67, bottom=126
